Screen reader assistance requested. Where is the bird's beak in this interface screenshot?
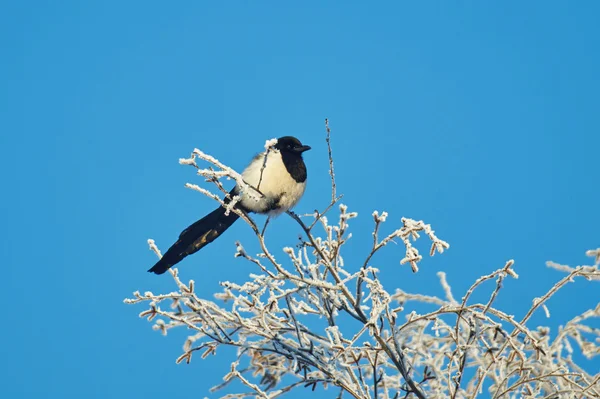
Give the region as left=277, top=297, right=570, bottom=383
left=294, top=145, right=311, bottom=153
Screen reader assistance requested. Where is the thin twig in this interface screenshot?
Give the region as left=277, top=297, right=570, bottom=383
left=325, top=118, right=336, bottom=202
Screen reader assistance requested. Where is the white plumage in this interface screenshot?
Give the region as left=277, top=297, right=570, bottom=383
left=240, top=150, right=306, bottom=216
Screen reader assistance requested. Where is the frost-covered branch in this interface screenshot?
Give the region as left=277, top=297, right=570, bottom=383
left=126, top=122, right=599, bottom=399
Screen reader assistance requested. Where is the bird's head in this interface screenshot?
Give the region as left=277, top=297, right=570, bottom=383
left=274, top=136, right=311, bottom=155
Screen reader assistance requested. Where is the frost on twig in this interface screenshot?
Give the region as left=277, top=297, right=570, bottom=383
left=127, top=122, right=599, bottom=399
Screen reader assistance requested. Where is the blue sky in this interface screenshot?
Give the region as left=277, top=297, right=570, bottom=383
left=2, top=2, right=599, bottom=398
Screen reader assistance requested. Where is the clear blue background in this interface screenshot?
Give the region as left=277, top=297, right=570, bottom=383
left=2, top=2, right=598, bottom=398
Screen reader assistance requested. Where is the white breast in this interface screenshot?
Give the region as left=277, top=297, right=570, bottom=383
left=239, top=150, right=306, bottom=216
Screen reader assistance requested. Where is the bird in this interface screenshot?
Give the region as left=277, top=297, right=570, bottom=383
left=148, top=136, right=311, bottom=275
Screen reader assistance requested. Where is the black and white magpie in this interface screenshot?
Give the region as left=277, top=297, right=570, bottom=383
left=148, top=136, right=311, bottom=274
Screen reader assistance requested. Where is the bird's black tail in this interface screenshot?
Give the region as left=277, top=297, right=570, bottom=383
left=148, top=205, right=240, bottom=274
